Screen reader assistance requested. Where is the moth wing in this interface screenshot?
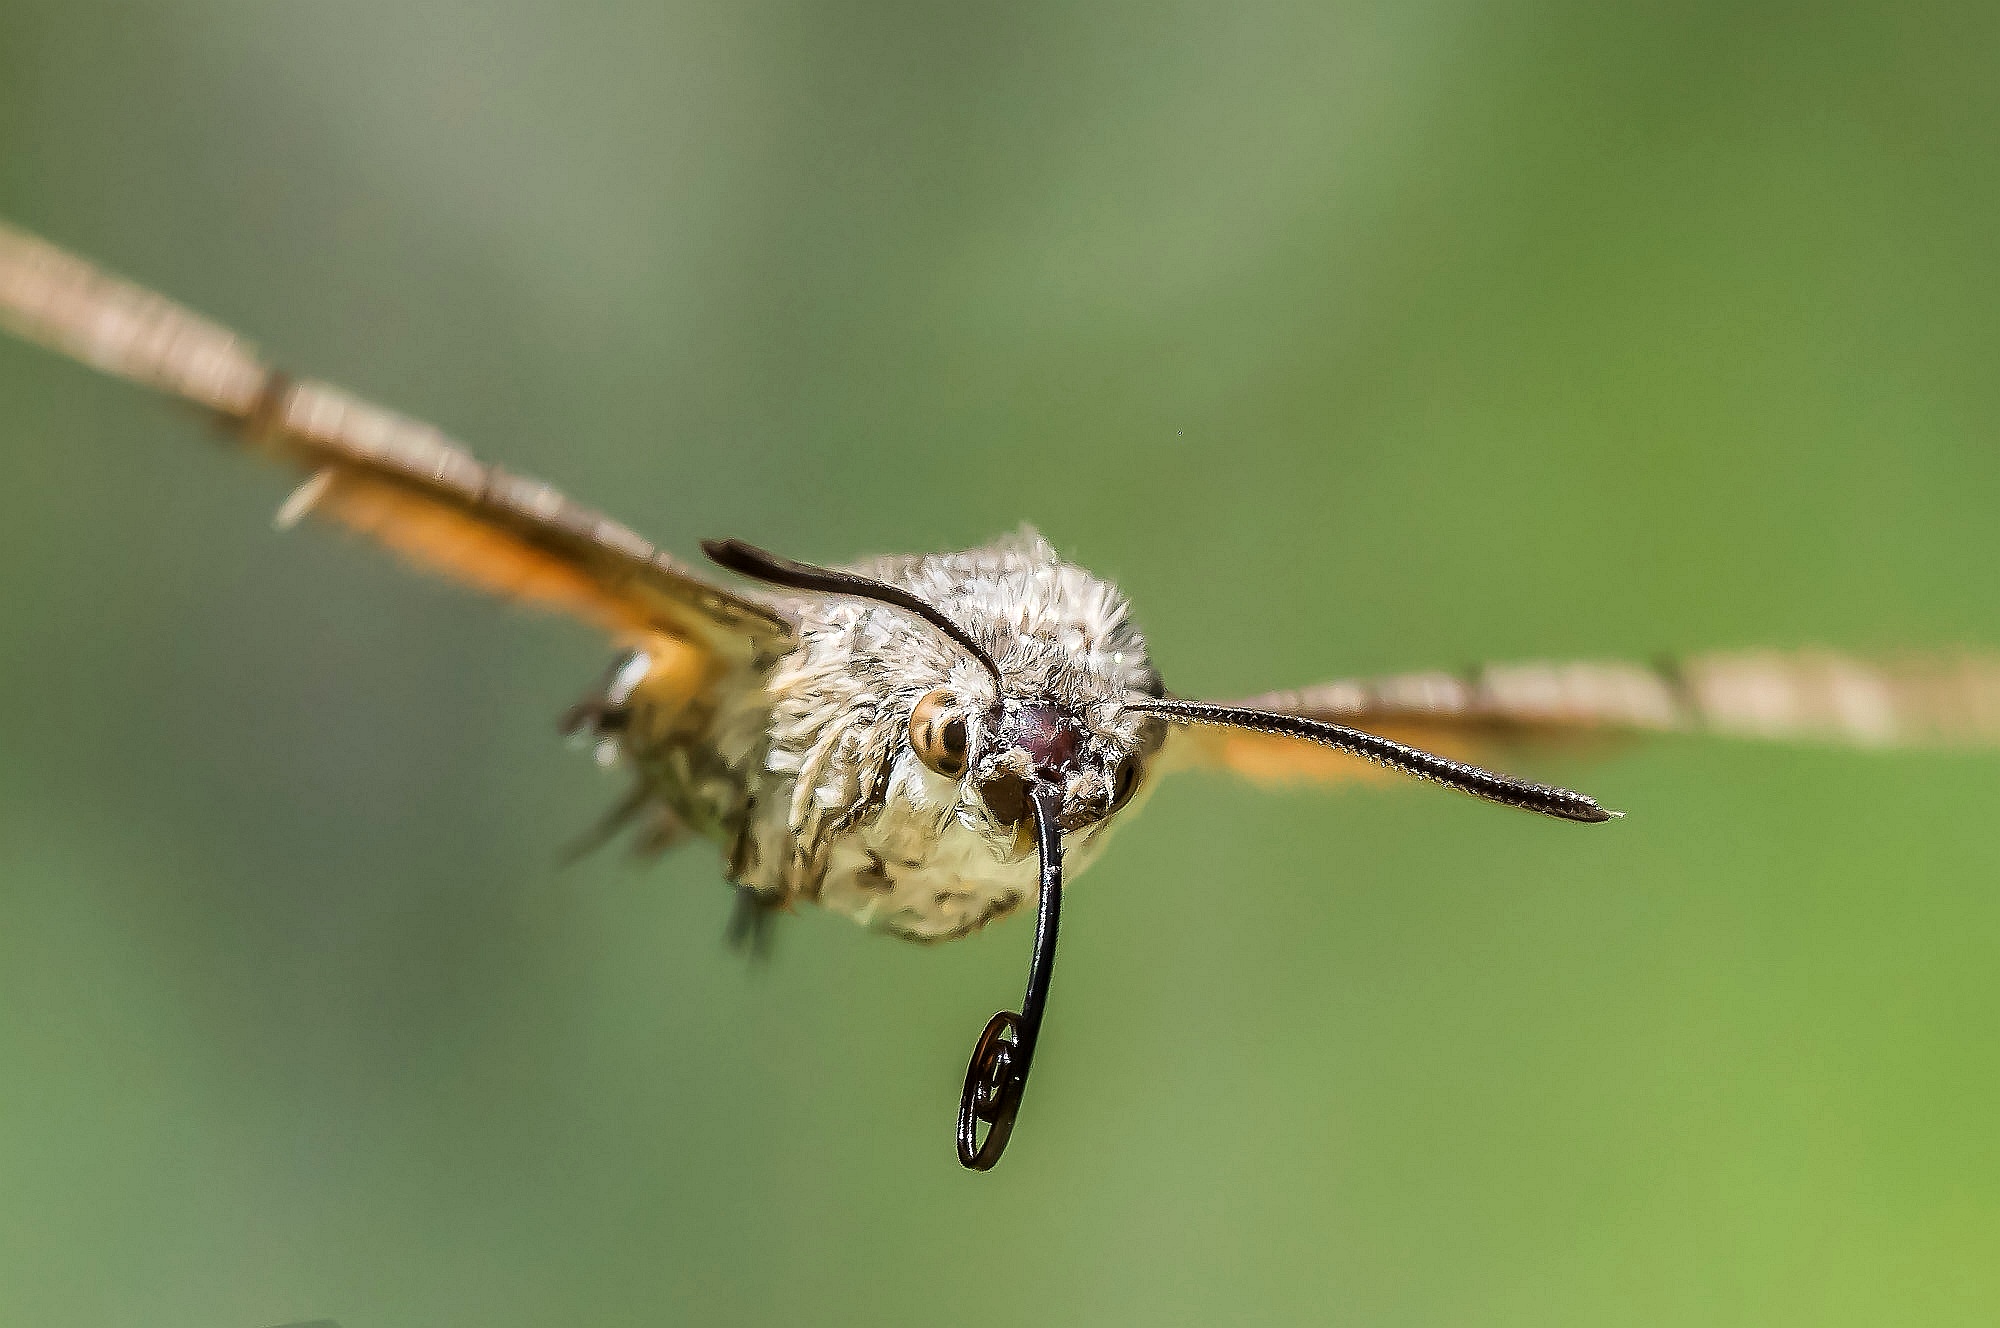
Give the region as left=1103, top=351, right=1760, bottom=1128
left=1174, top=651, right=2000, bottom=785
left=0, top=221, right=790, bottom=656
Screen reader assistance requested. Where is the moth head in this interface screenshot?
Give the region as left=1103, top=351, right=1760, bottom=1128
left=704, top=537, right=1165, bottom=842
left=905, top=686, right=1157, bottom=837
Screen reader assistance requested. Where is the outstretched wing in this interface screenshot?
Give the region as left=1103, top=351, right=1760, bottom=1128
left=0, top=221, right=791, bottom=657
left=1180, top=651, right=2000, bottom=785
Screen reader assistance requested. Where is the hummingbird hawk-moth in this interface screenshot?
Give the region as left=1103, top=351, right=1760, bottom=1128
left=6, top=221, right=1999, bottom=1170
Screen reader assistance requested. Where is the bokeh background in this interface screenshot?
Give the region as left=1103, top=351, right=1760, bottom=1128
left=3, top=3, right=1999, bottom=1325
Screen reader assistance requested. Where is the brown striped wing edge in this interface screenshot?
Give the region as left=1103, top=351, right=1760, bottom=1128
left=1177, top=651, right=2000, bottom=785
left=0, top=220, right=791, bottom=657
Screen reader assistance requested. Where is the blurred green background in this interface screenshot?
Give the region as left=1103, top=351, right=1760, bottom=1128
left=3, top=3, right=1998, bottom=1325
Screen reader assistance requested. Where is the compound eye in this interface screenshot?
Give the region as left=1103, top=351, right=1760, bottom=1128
left=1110, top=760, right=1141, bottom=811
left=910, top=689, right=971, bottom=778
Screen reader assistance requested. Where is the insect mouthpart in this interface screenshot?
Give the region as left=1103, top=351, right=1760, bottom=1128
left=974, top=701, right=1113, bottom=833
left=958, top=780, right=1065, bottom=1170
left=1008, top=702, right=1084, bottom=776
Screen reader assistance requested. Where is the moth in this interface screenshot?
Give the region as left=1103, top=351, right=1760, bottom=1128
left=6, top=221, right=1999, bottom=1170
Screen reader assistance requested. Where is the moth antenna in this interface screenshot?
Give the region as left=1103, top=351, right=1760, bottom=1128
left=702, top=537, right=1005, bottom=689
left=1129, top=697, right=1621, bottom=824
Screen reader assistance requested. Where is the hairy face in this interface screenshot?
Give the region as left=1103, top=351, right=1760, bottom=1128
left=754, top=528, right=1168, bottom=870
left=874, top=530, right=1167, bottom=849
left=972, top=699, right=1124, bottom=831
left=910, top=684, right=1165, bottom=844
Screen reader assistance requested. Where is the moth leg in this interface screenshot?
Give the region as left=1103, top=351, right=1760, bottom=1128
left=558, top=648, right=697, bottom=863
left=726, top=886, right=783, bottom=961
left=559, top=780, right=687, bottom=864
left=627, top=803, right=690, bottom=859
left=560, top=649, right=654, bottom=766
